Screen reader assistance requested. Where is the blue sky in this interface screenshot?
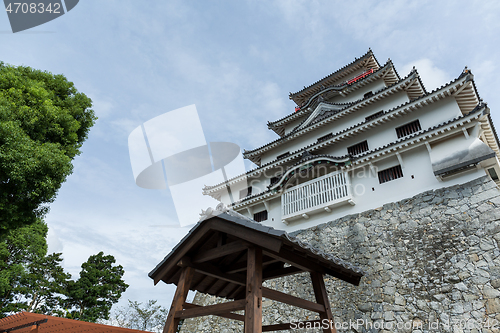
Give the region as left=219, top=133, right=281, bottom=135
left=2, top=0, right=500, bottom=310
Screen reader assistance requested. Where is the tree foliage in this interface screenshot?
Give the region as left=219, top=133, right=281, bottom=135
left=0, top=223, right=127, bottom=322
left=0, top=62, right=96, bottom=235
left=63, top=252, right=129, bottom=322
left=18, top=252, right=70, bottom=314
left=110, top=299, right=168, bottom=332
left=0, top=219, right=49, bottom=315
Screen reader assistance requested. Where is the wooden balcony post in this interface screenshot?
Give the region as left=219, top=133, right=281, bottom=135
left=245, top=247, right=263, bottom=333
left=310, top=272, right=336, bottom=333
left=163, top=266, right=194, bottom=333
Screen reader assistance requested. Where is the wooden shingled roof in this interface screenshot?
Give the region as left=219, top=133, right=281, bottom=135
left=0, top=312, right=148, bottom=333
left=149, top=208, right=363, bottom=300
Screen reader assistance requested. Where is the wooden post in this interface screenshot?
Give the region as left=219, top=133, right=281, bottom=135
left=163, top=267, right=194, bottom=333
left=245, top=247, right=263, bottom=333
left=310, top=272, right=336, bottom=333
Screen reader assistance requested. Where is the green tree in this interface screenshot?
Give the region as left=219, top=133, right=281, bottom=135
left=64, top=252, right=128, bottom=322
left=110, top=299, right=168, bottom=332
left=0, top=62, right=95, bottom=235
left=19, top=252, right=70, bottom=314
left=0, top=219, right=48, bottom=316
left=0, top=222, right=128, bottom=322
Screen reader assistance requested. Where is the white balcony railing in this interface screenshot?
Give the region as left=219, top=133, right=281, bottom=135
left=281, top=171, right=354, bottom=223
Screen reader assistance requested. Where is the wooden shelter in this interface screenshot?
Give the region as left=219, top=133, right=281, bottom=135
left=149, top=208, right=363, bottom=333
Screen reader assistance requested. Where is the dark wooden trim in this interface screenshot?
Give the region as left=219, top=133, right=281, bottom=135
left=265, top=247, right=361, bottom=285
left=175, top=299, right=246, bottom=319
left=177, top=257, right=246, bottom=286
left=311, top=272, right=336, bottom=333
left=228, top=285, right=244, bottom=299
left=262, top=320, right=323, bottom=331
left=153, top=223, right=212, bottom=285
left=223, top=258, right=279, bottom=275
left=245, top=247, right=263, bottom=333
left=263, top=266, right=303, bottom=280
left=261, top=287, right=325, bottom=313
left=192, top=275, right=215, bottom=292
left=211, top=220, right=283, bottom=253
left=163, top=267, right=194, bottom=333
left=263, top=248, right=315, bottom=273
left=192, top=240, right=249, bottom=264
left=213, top=280, right=231, bottom=296
left=183, top=303, right=245, bottom=321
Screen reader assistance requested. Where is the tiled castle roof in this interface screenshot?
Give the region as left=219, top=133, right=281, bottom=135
left=289, top=49, right=381, bottom=102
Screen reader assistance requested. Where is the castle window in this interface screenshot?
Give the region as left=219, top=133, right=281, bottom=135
left=363, top=91, right=373, bottom=99
left=396, top=120, right=421, bottom=138
left=276, top=152, right=290, bottom=160
left=270, top=177, right=280, bottom=186
left=239, top=186, right=252, bottom=199
left=317, top=133, right=333, bottom=143
left=378, top=165, right=403, bottom=184
left=253, top=210, right=268, bottom=222
left=347, top=140, right=369, bottom=156
left=488, top=168, right=499, bottom=181
left=365, top=110, right=384, bottom=122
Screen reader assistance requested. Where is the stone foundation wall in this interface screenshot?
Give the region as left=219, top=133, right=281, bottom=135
left=180, top=176, right=500, bottom=333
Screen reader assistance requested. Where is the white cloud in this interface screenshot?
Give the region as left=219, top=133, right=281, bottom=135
left=401, top=59, right=452, bottom=92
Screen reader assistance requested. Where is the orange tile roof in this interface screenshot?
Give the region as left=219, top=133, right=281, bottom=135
left=0, top=312, right=150, bottom=333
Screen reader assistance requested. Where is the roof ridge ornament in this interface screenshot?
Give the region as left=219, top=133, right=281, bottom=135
left=199, top=203, right=228, bottom=221
left=199, top=203, right=258, bottom=223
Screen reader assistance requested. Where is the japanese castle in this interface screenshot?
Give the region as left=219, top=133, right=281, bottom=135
left=203, top=50, right=500, bottom=232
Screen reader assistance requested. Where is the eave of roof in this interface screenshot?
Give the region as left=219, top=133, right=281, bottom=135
left=268, top=58, right=391, bottom=133
left=205, top=71, right=475, bottom=195
left=243, top=66, right=425, bottom=161
left=289, top=49, right=381, bottom=103
left=149, top=211, right=364, bottom=291
left=230, top=104, right=488, bottom=209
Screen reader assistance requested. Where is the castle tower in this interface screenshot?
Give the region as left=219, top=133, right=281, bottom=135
left=203, top=50, right=500, bottom=232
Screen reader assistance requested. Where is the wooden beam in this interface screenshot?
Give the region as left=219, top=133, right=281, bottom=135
left=265, top=247, right=361, bottom=286
left=311, top=272, right=336, bottom=333
left=216, top=281, right=239, bottom=298
left=224, top=258, right=279, bottom=274
left=163, top=267, right=194, bottom=333
left=263, top=265, right=303, bottom=280
left=262, top=320, right=323, bottom=332
left=261, top=287, right=325, bottom=313
left=153, top=223, right=212, bottom=285
left=183, top=303, right=244, bottom=321
left=177, top=257, right=246, bottom=286
left=263, top=249, right=316, bottom=274
left=228, top=285, right=245, bottom=299
left=245, top=247, right=263, bottom=333
left=192, top=275, right=216, bottom=292
left=211, top=220, right=283, bottom=253
left=192, top=241, right=249, bottom=264
left=175, top=299, right=246, bottom=319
